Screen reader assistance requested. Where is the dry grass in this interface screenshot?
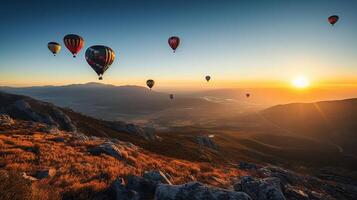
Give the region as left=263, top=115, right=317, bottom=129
left=0, top=120, right=248, bottom=199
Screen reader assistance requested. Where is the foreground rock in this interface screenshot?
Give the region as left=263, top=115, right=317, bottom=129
left=110, top=177, right=139, bottom=200
left=143, top=170, right=172, bottom=185
left=258, top=166, right=356, bottom=200
left=88, top=142, right=123, bottom=160
left=155, top=182, right=252, bottom=200
left=126, top=175, right=157, bottom=199
left=234, top=176, right=285, bottom=200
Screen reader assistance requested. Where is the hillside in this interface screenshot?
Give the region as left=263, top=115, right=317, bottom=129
left=1, top=92, right=357, bottom=199
left=0, top=83, right=220, bottom=123
left=261, top=98, right=357, bottom=155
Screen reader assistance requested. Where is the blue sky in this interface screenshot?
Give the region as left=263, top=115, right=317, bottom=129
left=0, top=0, right=357, bottom=90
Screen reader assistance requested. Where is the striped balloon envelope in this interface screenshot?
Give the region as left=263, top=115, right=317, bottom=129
left=63, top=34, right=84, bottom=57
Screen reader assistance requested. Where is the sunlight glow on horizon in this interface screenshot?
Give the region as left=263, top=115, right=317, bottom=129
left=292, top=76, right=310, bottom=88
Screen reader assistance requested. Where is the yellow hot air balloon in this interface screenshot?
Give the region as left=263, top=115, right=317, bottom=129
left=48, top=42, right=61, bottom=56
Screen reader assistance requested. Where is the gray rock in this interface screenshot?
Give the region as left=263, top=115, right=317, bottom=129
left=258, top=166, right=306, bottom=187
left=110, top=177, right=139, bottom=200
left=10, top=100, right=76, bottom=132
left=51, top=107, right=77, bottom=132
left=126, top=175, right=157, bottom=200
left=155, top=182, right=252, bottom=200
left=235, top=176, right=285, bottom=200
left=13, top=100, right=44, bottom=122
left=143, top=170, right=172, bottom=185
left=88, top=142, right=123, bottom=160
left=196, top=135, right=218, bottom=150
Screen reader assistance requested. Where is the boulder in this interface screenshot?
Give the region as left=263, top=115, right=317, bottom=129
left=110, top=177, right=139, bottom=200
left=88, top=142, right=123, bottom=160
left=235, top=176, right=285, bottom=200
left=126, top=175, right=157, bottom=200
left=143, top=170, right=172, bottom=185
left=258, top=166, right=306, bottom=187
left=155, top=182, right=252, bottom=200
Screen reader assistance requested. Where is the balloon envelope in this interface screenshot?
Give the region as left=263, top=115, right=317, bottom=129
left=205, top=75, right=211, bottom=82
left=48, top=42, right=61, bottom=56
left=146, top=79, right=155, bottom=89
left=170, top=94, right=174, bottom=99
left=168, top=36, right=180, bottom=52
left=328, top=15, right=339, bottom=26
left=85, top=45, right=115, bottom=80
left=63, top=34, right=84, bottom=57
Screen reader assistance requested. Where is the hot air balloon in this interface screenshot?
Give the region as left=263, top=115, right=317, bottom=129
left=146, top=79, right=155, bottom=90
left=170, top=94, right=174, bottom=100
left=168, top=36, right=180, bottom=53
left=328, top=15, right=339, bottom=26
left=63, top=34, right=84, bottom=57
left=246, top=93, right=250, bottom=98
left=85, top=45, right=115, bottom=80
left=47, top=42, right=61, bottom=56
left=205, top=75, right=211, bottom=82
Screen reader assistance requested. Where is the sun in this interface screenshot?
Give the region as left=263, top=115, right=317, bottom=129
left=292, top=76, right=310, bottom=88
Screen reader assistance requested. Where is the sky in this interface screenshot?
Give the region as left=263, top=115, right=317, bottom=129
left=0, top=0, right=357, bottom=91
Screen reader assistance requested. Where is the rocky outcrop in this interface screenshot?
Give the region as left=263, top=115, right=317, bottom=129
left=196, top=135, right=218, bottom=150
left=110, top=177, right=139, bottom=200
left=126, top=175, right=157, bottom=200
left=155, top=182, right=252, bottom=200
left=143, top=170, right=172, bottom=185
left=234, top=176, right=285, bottom=200
left=50, top=107, right=76, bottom=132
left=12, top=100, right=55, bottom=124
left=111, top=121, right=158, bottom=141
left=0, top=114, right=14, bottom=125
left=88, top=142, right=123, bottom=160
left=8, top=99, right=76, bottom=132
left=257, top=166, right=357, bottom=200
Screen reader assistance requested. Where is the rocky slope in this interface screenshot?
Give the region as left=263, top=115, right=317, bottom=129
left=2, top=116, right=356, bottom=200
left=1, top=92, right=357, bottom=199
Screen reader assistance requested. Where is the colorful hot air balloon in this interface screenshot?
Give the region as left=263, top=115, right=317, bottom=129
left=146, top=79, right=155, bottom=90
left=63, top=34, right=84, bottom=57
left=205, top=75, right=211, bottom=82
left=168, top=36, right=180, bottom=53
left=85, top=45, right=115, bottom=80
left=246, top=93, right=250, bottom=98
left=328, top=15, right=339, bottom=26
left=170, top=94, right=174, bottom=100
left=47, top=42, right=61, bottom=56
